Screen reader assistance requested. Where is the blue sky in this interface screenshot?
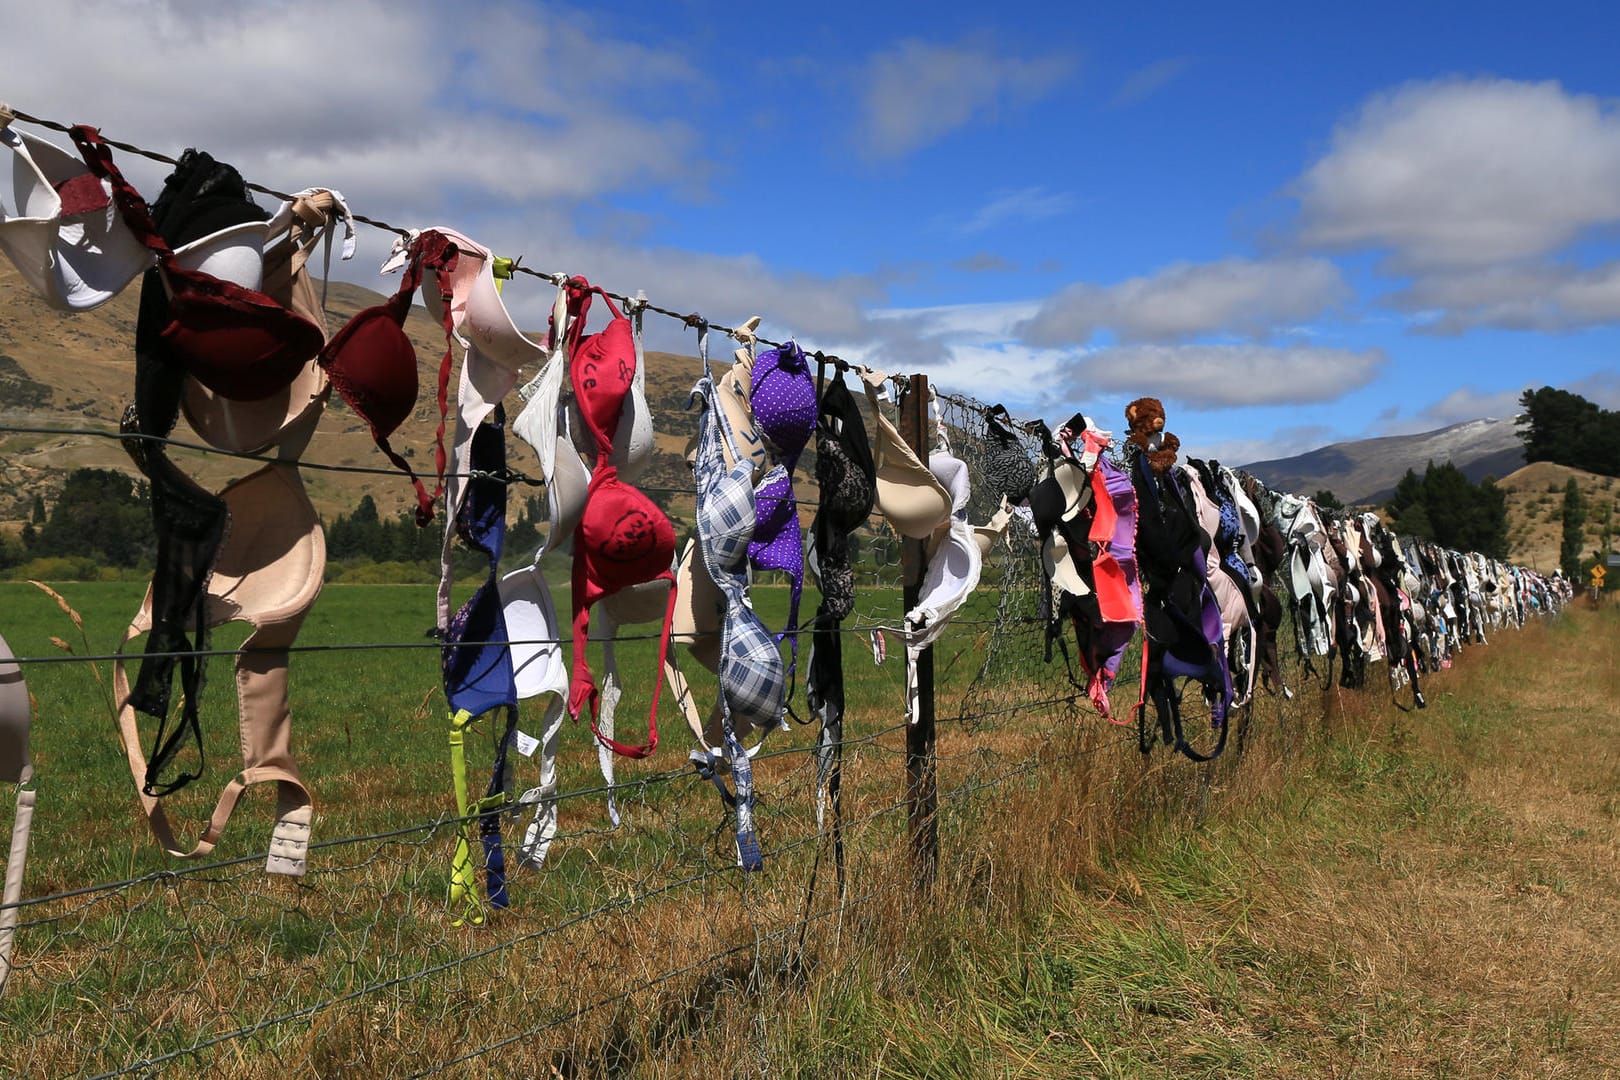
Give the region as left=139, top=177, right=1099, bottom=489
left=9, top=0, right=1620, bottom=462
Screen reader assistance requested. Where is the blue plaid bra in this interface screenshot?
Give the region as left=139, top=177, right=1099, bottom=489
left=689, top=322, right=788, bottom=871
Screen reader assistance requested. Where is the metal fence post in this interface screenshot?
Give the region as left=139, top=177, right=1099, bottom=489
left=898, top=373, right=938, bottom=890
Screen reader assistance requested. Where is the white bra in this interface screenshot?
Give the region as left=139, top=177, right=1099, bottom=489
left=0, top=124, right=149, bottom=311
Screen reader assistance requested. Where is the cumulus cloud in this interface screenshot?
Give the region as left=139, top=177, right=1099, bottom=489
left=1, top=0, right=705, bottom=216
left=1063, top=344, right=1386, bottom=410
left=1295, top=78, right=1620, bottom=272
left=1416, top=387, right=1525, bottom=426
left=465, top=205, right=890, bottom=350
left=824, top=301, right=1064, bottom=408
left=859, top=37, right=1076, bottom=158
left=1391, top=262, right=1620, bottom=334
left=1110, top=58, right=1190, bottom=107
left=1020, top=257, right=1349, bottom=345
left=1201, top=425, right=1340, bottom=468
left=1568, top=371, right=1620, bottom=410
left=0, top=1, right=901, bottom=356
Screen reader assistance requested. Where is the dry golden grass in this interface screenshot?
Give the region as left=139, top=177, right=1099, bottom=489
left=3, top=604, right=1613, bottom=1078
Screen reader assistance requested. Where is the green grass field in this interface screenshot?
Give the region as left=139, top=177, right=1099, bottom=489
left=0, top=574, right=1076, bottom=1076
left=1, top=577, right=1600, bottom=1077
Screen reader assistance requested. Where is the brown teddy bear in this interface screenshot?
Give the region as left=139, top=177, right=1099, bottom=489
left=1124, top=397, right=1180, bottom=476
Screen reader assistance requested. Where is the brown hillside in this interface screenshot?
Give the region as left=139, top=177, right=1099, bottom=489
left=1498, top=461, right=1618, bottom=571
left=0, top=264, right=711, bottom=524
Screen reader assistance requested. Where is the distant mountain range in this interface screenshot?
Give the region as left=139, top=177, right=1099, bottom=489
left=1241, top=418, right=1527, bottom=505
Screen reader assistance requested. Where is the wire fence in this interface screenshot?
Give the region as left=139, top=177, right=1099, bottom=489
left=0, top=105, right=1565, bottom=1077
left=0, top=379, right=1552, bottom=1076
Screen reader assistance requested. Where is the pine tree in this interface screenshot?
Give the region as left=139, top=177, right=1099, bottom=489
left=1560, top=478, right=1587, bottom=579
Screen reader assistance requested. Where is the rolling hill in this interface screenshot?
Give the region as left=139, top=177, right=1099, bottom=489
left=3, top=262, right=1601, bottom=571
left=1496, top=460, right=1618, bottom=572
left=1241, top=418, right=1526, bottom=505
left=0, top=264, right=708, bottom=526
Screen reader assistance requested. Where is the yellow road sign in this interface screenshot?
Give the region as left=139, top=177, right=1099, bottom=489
left=1593, top=565, right=1608, bottom=584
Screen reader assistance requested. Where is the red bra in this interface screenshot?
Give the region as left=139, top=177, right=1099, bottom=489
left=564, top=279, right=677, bottom=758
left=318, top=230, right=461, bottom=525
left=69, top=126, right=323, bottom=403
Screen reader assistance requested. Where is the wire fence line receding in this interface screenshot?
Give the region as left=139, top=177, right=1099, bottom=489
left=0, top=391, right=1552, bottom=1077
left=0, top=105, right=1566, bottom=1077
left=0, top=390, right=1162, bottom=1077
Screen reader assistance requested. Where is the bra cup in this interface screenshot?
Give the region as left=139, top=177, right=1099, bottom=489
left=1221, top=467, right=1262, bottom=546
left=501, top=564, right=570, bottom=701
left=671, top=539, right=723, bottom=672
left=1028, top=476, right=1065, bottom=539
left=612, top=380, right=656, bottom=482
left=861, top=369, right=950, bottom=539
left=0, top=632, right=30, bottom=785
left=320, top=307, right=419, bottom=439
left=171, top=221, right=269, bottom=289
left=204, top=465, right=323, bottom=632
left=929, top=452, right=971, bottom=519
left=971, top=503, right=1014, bottom=561
left=1053, top=459, right=1088, bottom=521
left=701, top=456, right=759, bottom=576
left=600, top=565, right=676, bottom=627
left=547, top=427, right=591, bottom=557
left=749, top=345, right=817, bottom=464
left=181, top=195, right=341, bottom=457
left=570, top=315, right=638, bottom=458
left=577, top=476, right=676, bottom=592
left=907, top=519, right=982, bottom=649
left=717, top=368, right=770, bottom=483
left=816, top=434, right=874, bottom=533
left=1178, top=466, right=1223, bottom=561
left=571, top=385, right=657, bottom=481
left=0, top=128, right=151, bottom=311
left=1043, top=531, right=1092, bottom=598
left=873, top=429, right=951, bottom=539
left=718, top=613, right=786, bottom=742
left=414, top=227, right=486, bottom=350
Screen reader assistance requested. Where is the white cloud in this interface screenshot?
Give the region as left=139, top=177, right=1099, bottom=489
left=957, top=187, right=1075, bottom=235
left=1295, top=78, right=1620, bottom=272
left=859, top=37, right=1076, bottom=158
left=1202, top=425, right=1340, bottom=468
left=0, top=0, right=705, bottom=217
left=1416, top=387, right=1524, bottom=427
left=0, top=2, right=899, bottom=356
left=1063, top=343, right=1386, bottom=410
left=1569, top=371, right=1620, bottom=410
left=823, top=300, right=1065, bottom=409
left=455, top=205, right=890, bottom=351
left=1020, top=257, right=1349, bottom=345
left=1110, top=58, right=1190, bottom=107
left=1391, top=262, right=1620, bottom=333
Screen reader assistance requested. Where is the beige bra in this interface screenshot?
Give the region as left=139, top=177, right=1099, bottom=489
left=861, top=367, right=950, bottom=540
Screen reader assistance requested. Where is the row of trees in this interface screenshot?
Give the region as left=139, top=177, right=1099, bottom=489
left=1386, top=461, right=1510, bottom=559
left=325, top=493, right=549, bottom=564
left=0, top=469, right=156, bottom=569
left=1517, top=387, right=1620, bottom=477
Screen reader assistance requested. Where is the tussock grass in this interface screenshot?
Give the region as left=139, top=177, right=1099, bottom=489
left=0, top=581, right=1613, bottom=1077
left=720, top=606, right=1620, bottom=1079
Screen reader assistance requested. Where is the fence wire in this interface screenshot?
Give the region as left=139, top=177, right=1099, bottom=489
left=0, top=368, right=1553, bottom=1078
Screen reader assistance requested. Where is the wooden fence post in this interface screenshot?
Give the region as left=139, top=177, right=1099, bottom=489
left=898, top=373, right=938, bottom=890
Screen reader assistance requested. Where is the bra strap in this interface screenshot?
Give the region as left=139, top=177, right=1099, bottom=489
left=585, top=572, right=677, bottom=759
left=67, top=125, right=172, bottom=260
